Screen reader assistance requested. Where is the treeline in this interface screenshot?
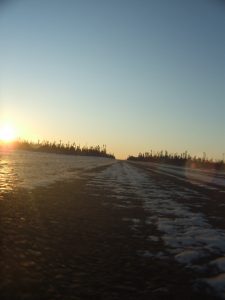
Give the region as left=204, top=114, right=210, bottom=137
left=127, top=150, right=225, bottom=170
left=2, top=140, right=115, bottom=159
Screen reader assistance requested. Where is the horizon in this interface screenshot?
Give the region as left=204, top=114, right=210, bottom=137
left=0, top=0, right=224, bottom=160
left=0, top=137, right=224, bottom=163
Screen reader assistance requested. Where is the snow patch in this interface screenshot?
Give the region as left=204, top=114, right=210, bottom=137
left=203, top=273, right=225, bottom=298
left=210, top=257, right=225, bottom=273
left=175, top=250, right=205, bottom=265
left=89, top=161, right=225, bottom=298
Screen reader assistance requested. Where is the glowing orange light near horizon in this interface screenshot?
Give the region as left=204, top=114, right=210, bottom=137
left=0, top=124, right=17, bottom=143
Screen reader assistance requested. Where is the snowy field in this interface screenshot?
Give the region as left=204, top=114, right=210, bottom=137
left=0, top=150, right=115, bottom=191
left=140, top=161, right=225, bottom=190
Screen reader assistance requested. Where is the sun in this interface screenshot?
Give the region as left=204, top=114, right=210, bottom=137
left=0, top=124, right=17, bottom=142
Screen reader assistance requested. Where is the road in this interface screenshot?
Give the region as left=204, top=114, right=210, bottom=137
left=87, top=161, right=225, bottom=299
left=1, top=158, right=225, bottom=299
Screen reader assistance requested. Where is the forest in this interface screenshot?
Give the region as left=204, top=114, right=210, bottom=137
left=0, top=139, right=115, bottom=159
left=127, top=150, right=225, bottom=170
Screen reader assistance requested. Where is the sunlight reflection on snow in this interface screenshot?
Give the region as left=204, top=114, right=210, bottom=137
left=0, top=150, right=115, bottom=192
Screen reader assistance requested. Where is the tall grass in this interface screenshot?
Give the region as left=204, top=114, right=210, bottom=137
left=127, top=150, right=225, bottom=170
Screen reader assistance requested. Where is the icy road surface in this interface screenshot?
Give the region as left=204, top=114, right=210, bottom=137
left=88, top=161, right=225, bottom=299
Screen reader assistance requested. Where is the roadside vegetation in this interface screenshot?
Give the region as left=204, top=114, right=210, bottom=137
left=127, top=150, right=225, bottom=171
left=0, top=139, right=115, bottom=159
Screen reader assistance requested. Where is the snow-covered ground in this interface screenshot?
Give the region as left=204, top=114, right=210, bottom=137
left=88, top=161, right=225, bottom=299
left=1, top=151, right=225, bottom=297
left=0, top=150, right=115, bottom=191
left=137, top=161, right=225, bottom=190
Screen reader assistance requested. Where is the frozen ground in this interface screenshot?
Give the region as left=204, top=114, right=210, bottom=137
left=1, top=151, right=225, bottom=298
left=138, top=161, right=225, bottom=190
left=0, top=150, right=115, bottom=191
left=88, top=161, right=225, bottom=299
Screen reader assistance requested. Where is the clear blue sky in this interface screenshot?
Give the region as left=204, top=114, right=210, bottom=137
left=0, top=0, right=224, bottom=159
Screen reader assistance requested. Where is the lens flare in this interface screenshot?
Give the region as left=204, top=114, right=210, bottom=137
left=0, top=124, right=16, bottom=142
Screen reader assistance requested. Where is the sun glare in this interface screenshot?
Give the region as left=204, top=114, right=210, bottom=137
left=0, top=124, right=16, bottom=142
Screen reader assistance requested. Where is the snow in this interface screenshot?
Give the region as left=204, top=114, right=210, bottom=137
left=88, top=161, right=225, bottom=298
left=2, top=152, right=225, bottom=297
left=143, top=162, right=225, bottom=190
left=175, top=250, right=205, bottom=265
left=148, top=236, right=160, bottom=242
left=204, top=273, right=225, bottom=298
left=210, top=257, right=225, bottom=273
left=0, top=150, right=115, bottom=190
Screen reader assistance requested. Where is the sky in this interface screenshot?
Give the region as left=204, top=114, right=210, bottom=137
left=0, top=0, right=224, bottom=159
